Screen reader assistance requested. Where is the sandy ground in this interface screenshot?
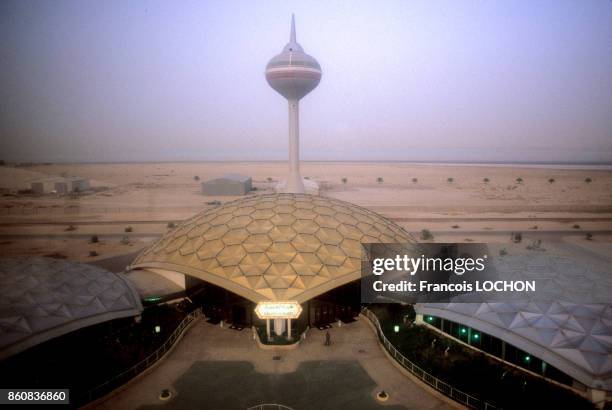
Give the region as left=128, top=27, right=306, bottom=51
left=0, top=237, right=153, bottom=262
left=1, top=162, right=611, bottom=261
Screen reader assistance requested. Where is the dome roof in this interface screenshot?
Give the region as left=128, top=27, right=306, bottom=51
left=416, top=252, right=612, bottom=390
left=0, top=257, right=142, bottom=360
left=129, top=194, right=415, bottom=303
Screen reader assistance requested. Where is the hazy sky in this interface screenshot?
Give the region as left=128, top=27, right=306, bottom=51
left=1, top=0, right=611, bottom=163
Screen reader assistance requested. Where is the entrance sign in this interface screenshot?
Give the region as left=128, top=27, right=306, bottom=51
left=255, top=301, right=302, bottom=319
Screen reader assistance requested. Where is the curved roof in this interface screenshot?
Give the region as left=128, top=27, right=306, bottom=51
left=0, top=257, right=143, bottom=360
left=130, top=193, right=416, bottom=303
left=416, top=255, right=612, bottom=390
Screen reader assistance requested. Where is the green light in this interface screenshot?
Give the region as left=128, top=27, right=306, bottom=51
left=427, top=316, right=434, bottom=322
left=473, top=333, right=479, bottom=340
left=524, top=355, right=531, bottom=362
left=460, top=328, right=467, bottom=334
left=154, top=325, right=161, bottom=333
left=145, top=296, right=162, bottom=302
left=394, top=325, right=400, bottom=333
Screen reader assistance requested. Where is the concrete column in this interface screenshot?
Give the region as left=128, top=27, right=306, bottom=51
left=287, top=319, right=292, bottom=340
left=266, top=319, right=270, bottom=340
left=587, top=388, right=606, bottom=409
left=274, top=318, right=286, bottom=336
left=285, top=99, right=305, bottom=193
left=414, top=313, right=424, bottom=325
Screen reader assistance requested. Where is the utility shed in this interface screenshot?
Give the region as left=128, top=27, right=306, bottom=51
left=201, top=173, right=252, bottom=196
left=31, top=176, right=90, bottom=194
left=64, top=177, right=90, bottom=193
left=30, top=177, right=66, bottom=194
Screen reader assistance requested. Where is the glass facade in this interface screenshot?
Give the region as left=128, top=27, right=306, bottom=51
left=425, top=315, right=574, bottom=387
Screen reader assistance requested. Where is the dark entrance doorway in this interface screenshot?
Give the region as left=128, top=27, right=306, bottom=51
left=313, top=303, right=334, bottom=325
left=193, top=277, right=360, bottom=331
left=231, top=305, right=247, bottom=326
left=307, top=279, right=360, bottom=327
left=197, top=282, right=256, bottom=327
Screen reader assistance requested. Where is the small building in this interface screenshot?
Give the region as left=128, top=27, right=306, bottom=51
left=201, top=173, right=252, bottom=196
left=30, top=177, right=66, bottom=195
left=55, top=177, right=90, bottom=194
left=30, top=176, right=90, bottom=195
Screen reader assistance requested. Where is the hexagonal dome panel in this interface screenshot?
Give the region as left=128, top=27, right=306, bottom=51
left=129, top=194, right=416, bottom=302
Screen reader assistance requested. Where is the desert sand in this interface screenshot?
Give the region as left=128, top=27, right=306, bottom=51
left=0, top=161, right=611, bottom=262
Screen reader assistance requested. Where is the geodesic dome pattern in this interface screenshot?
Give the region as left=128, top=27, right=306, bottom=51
left=416, top=301, right=612, bottom=390
left=417, top=251, right=612, bottom=390
left=130, top=194, right=416, bottom=302
left=0, top=257, right=142, bottom=360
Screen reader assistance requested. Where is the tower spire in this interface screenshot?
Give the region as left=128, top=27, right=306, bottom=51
left=290, top=14, right=296, bottom=43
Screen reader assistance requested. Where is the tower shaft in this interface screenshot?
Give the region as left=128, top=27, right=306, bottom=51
left=265, top=15, right=321, bottom=194
left=286, top=99, right=305, bottom=193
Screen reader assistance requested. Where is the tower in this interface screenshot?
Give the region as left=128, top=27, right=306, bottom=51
left=266, top=15, right=322, bottom=193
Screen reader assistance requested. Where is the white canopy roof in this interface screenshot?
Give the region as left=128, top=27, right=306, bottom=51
left=0, top=257, right=143, bottom=360
left=417, top=254, right=612, bottom=391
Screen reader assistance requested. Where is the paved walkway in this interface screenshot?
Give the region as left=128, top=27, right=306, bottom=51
left=93, top=318, right=453, bottom=410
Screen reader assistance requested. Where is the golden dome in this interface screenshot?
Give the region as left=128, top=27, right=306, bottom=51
left=129, top=194, right=415, bottom=303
